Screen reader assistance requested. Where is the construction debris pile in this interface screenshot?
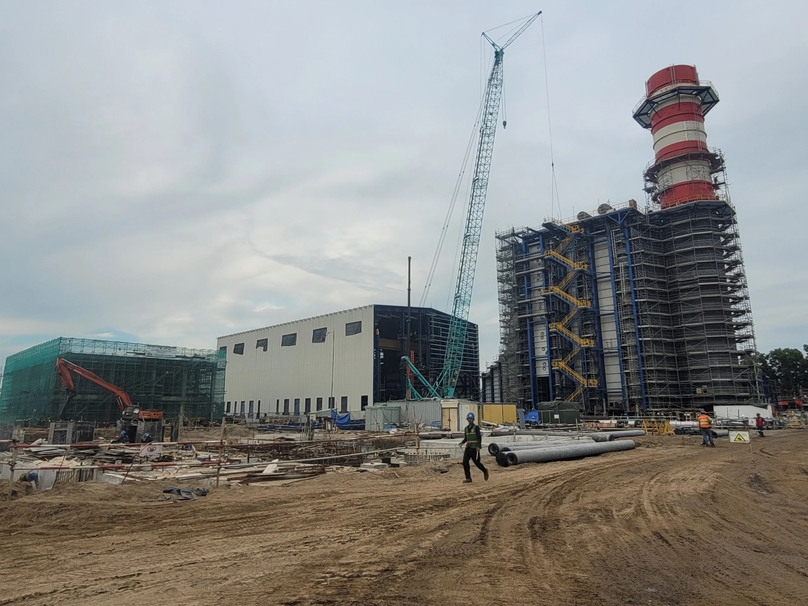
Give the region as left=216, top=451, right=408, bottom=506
left=0, top=432, right=411, bottom=492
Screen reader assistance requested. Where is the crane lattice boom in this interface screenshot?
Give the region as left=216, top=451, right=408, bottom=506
left=402, top=12, right=540, bottom=400
left=436, top=13, right=541, bottom=398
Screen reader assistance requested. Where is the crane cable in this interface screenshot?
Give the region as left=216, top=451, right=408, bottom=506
left=420, top=14, right=538, bottom=308
left=445, top=37, right=494, bottom=313
left=540, top=14, right=562, bottom=219
left=419, top=53, right=487, bottom=308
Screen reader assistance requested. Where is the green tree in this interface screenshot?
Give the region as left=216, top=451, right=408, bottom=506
left=762, top=348, right=808, bottom=398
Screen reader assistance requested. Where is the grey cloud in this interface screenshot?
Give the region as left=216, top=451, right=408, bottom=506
left=2, top=0, right=807, bottom=371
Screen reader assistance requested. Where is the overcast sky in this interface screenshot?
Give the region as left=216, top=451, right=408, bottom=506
left=2, top=0, right=807, bottom=376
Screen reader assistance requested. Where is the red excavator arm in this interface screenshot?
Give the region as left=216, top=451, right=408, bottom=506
left=56, top=357, right=134, bottom=418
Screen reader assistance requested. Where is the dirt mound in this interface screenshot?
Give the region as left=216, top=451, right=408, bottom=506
left=1, top=430, right=806, bottom=605
left=0, top=480, right=35, bottom=501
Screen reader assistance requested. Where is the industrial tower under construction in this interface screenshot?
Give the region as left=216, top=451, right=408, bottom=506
left=487, top=65, right=762, bottom=415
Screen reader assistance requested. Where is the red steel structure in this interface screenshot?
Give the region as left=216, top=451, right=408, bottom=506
left=633, top=65, right=722, bottom=208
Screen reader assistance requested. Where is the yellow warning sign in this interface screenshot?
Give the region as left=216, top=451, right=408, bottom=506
left=730, top=431, right=750, bottom=443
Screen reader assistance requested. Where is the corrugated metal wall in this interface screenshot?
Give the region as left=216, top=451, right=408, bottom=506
left=365, top=405, right=401, bottom=431
left=217, top=306, right=374, bottom=418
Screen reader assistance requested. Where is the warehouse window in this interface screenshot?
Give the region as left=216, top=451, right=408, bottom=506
left=226, top=401, right=231, bottom=413
left=281, top=333, right=297, bottom=347
left=345, top=321, right=362, bottom=336
left=361, top=395, right=368, bottom=410
left=340, top=396, right=348, bottom=413
left=240, top=401, right=245, bottom=415
left=219, top=346, right=227, bottom=355
left=294, top=398, right=300, bottom=415
left=257, top=400, right=261, bottom=418
left=316, top=397, right=323, bottom=411
left=283, top=399, right=290, bottom=415
left=312, top=327, right=327, bottom=343
left=276, top=399, right=280, bottom=414
left=328, top=397, right=335, bottom=409
left=248, top=401, right=254, bottom=419
left=233, top=343, right=245, bottom=355
left=256, top=338, right=268, bottom=351
left=304, top=398, right=311, bottom=413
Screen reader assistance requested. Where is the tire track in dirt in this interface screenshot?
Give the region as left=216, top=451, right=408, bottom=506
left=4, top=434, right=808, bottom=605
left=316, top=475, right=557, bottom=604
left=335, top=455, right=648, bottom=605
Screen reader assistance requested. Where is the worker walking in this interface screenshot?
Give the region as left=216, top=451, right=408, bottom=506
left=697, top=409, right=715, bottom=447
left=459, top=412, right=489, bottom=483
left=755, top=413, right=766, bottom=437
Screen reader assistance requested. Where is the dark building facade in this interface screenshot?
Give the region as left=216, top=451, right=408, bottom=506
left=374, top=305, right=480, bottom=403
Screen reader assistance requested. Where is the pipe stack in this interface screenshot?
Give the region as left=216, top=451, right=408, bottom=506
left=494, top=439, right=636, bottom=467
left=488, top=438, right=594, bottom=456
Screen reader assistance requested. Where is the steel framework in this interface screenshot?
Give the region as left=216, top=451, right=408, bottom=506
left=490, top=198, right=762, bottom=414
left=0, top=338, right=225, bottom=424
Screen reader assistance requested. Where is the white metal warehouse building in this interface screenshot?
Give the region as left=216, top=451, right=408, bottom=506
left=217, top=304, right=480, bottom=419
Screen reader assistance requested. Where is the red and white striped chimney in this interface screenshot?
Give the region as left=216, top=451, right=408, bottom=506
left=633, top=65, right=722, bottom=208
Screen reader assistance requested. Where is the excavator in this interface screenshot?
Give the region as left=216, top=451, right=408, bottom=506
left=55, top=357, right=163, bottom=441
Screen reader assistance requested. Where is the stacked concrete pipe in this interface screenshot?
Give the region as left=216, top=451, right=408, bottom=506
left=488, top=438, right=594, bottom=456
left=495, top=439, right=636, bottom=467
left=600, top=430, right=646, bottom=438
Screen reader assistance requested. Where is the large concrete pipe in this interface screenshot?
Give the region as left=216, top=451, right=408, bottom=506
left=488, top=438, right=593, bottom=456
left=496, top=442, right=596, bottom=466
left=491, top=429, right=615, bottom=442
left=601, top=430, right=646, bottom=438
left=502, top=440, right=636, bottom=466
left=494, top=440, right=612, bottom=467
left=418, top=432, right=463, bottom=439
left=490, top=429, right=579, bottom=437
left=585, top=433, right=614, bottom=443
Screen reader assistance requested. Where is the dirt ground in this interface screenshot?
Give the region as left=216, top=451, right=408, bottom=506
left=1, top=431, right=807, bottom=606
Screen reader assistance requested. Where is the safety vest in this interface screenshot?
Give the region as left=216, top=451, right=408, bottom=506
left=698, top=414, right=712, bottom=429
left=464, top=424, right=481, bottom=449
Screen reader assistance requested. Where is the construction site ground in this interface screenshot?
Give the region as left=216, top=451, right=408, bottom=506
left=2, top=431, right=807, bottom=605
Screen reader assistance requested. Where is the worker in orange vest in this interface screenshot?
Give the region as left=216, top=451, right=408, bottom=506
left=697, top=410, right=715, bottom=447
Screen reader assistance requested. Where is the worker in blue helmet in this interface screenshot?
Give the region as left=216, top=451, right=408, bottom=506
left=459, top=412, right=489, bottom=483
left=18, top=471, right=38, bottom=485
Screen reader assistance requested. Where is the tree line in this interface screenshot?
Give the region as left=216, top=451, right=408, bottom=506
left=755, top=347, right=808, bottom=400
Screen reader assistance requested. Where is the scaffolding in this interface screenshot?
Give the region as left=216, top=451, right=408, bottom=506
left=0, top=337, right=226, bottom=424
left=494, top=229, right=528, bottom=405
left=650, top=201, right=759, bottom=408
left=373, top=306, right=480, bottom=403
left=539, top=220, right=600, bottom=411
left=493, top=223, right=601, bottom=413
left=490, top=197, right=762, bottom=415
